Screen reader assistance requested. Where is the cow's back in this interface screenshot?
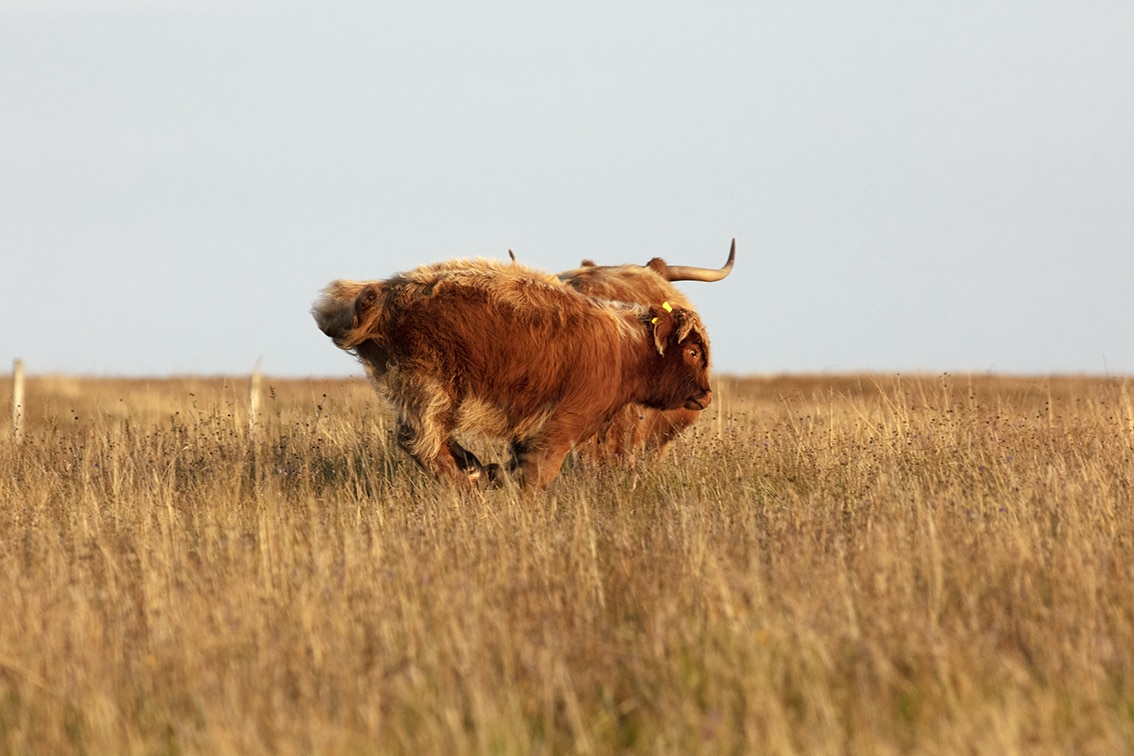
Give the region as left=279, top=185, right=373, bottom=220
left=374, top=263, right=643, bottom=431
left=559, top=264, right=695, bottom=311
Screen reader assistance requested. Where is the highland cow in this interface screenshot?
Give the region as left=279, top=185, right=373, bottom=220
left=556, top=239, right=734, bottom=462
left=313, top=259, right=712, bottom=488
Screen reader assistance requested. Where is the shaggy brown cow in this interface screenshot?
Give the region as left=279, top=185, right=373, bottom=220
left=556, top=239, right=734, bottom=462
left=312, top=259, right=712, bottom=489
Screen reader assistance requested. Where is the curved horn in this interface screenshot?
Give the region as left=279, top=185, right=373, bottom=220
left=662, top=238, right=735, bottom=282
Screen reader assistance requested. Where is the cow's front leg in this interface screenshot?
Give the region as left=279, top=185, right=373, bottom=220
left=511, top=436, right=573, bottom=489
left=447, top=440, right=501, bottom=485
left=395, top=421, right=471, bottom=486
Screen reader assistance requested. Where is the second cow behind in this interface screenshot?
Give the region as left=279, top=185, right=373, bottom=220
left=313, top=259, right=713, bottom=489
left=556, top=239, right=734, bottom=463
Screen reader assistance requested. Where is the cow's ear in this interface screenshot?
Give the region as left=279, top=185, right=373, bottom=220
left=355, top=285, right=380, bottom=318
left=649, top=303, right=675, bottom=355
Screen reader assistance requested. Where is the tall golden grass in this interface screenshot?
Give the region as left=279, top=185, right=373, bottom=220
left=2, top=372, right=1132, bottom=754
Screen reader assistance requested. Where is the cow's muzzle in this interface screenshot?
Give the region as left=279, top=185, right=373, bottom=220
left=685, top=389, right=712, bottom=411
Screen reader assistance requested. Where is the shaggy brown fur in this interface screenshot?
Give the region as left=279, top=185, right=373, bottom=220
left=313, top=259, right=712, bottom=488
left=555, top=240, right=734, bottom=463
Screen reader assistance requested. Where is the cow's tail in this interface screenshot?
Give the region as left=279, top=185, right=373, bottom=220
left=312, top=279, right=384, bottom=350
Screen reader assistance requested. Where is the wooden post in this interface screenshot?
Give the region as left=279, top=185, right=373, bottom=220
left=12, top=359, right=24, bottom=443
left=249, top=366, right=262, bottom=432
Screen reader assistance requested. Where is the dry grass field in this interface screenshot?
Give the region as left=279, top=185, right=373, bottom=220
left=2, top=372, right=1133, bottom=754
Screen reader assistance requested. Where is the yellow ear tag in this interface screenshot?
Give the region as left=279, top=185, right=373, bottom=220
left=651, top=301, right=673, bottom=325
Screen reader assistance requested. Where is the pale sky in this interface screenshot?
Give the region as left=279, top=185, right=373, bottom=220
left=2, top=2, right=1132, bottom=377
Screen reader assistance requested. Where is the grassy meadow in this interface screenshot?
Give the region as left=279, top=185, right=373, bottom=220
left=1, top=371, right=1133, bottom=754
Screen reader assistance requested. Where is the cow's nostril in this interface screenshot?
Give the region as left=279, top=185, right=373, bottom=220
left=684, top=390, right=712, bottom=411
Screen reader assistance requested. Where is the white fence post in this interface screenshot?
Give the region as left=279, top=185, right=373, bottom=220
left=249, top=367, right=262, bottom=432
left=12, top=359, right=24, bottom=443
